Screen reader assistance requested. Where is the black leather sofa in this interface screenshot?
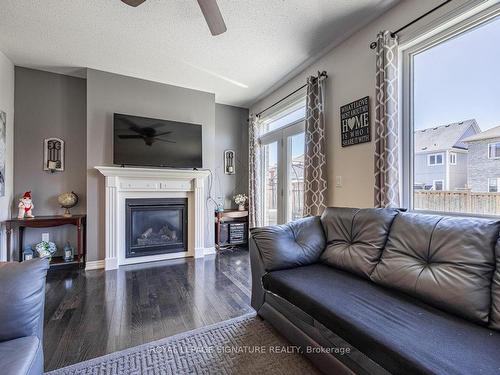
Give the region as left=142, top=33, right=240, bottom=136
left=0, top=258, right=49, bottom=375
left=250, top=207, right=500, bottom=375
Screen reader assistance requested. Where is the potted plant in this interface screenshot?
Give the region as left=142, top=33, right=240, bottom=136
left=233, top=194, right=248, bottom=211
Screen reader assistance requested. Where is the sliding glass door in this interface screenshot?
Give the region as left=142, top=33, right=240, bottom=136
left=287, top=131, right=305, bottom=222
left=260, top=119, right=305, bottom=225
left=262, top=141, right=279, bottom=226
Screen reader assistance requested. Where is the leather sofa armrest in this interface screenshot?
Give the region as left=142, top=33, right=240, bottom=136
left=250, top=216, right=326, bottom=273
left=0, top=258, right=49, bottom=343
left=249, top=216, right=325, bottom=312
left=249, top=235, right=266, bottom=311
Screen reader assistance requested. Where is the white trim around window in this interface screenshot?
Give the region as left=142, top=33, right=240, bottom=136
left=427, top=153, right=444, bottom=166
left=433, top=180, right=444, bottom=191
left=401, top=2, right=500, bottom=213
left=488, top=177, right=499, bottom=193
left=449, top=152, right=457, bottom=165
left=259, top=119, right=305, bottom=224
left=488, top=142, right=500, bottom=159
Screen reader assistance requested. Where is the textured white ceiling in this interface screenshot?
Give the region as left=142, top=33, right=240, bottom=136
left=0, top=0, right=398, bottom=107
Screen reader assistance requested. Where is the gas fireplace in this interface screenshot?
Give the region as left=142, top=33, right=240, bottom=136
left=125, top=198, right=188, bottom=258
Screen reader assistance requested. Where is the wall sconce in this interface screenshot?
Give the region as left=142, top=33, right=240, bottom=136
left=224, top=150, right=235, bottom=175
left=44, top=138, right=65, bottom=173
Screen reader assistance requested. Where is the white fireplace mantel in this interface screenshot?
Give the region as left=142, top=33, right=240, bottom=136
left=95, top=166, right=212, bottom=270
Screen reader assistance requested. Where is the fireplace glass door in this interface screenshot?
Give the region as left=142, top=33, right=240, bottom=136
left=125, top=198, right=188, bottom=258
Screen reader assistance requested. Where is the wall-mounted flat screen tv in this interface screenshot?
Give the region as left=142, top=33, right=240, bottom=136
left=113, top=113, right=203, bottom=168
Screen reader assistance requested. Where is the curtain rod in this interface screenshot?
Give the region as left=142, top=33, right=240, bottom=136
left=369, top=0, right=452, bottom=49
left=256, top=71, right=328, bottom=118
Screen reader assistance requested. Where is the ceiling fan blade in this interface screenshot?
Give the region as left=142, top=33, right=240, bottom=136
left=155, top=138, right=176, bottom=143
left=154, top=131, right=172, bottom=137
left=121, top=0, right=146, bottom=7
left=149, top=122, right=168, bottom=129
left=197, top=0, right=227, bottom=36
left=118, top=135, right=143, bottom=139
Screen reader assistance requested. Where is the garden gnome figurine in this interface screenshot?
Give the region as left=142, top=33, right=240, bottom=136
left=18, top=191, right=35, bottom=219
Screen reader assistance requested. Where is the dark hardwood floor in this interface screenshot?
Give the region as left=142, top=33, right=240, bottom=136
left=43, top=248, right=252, bottom=371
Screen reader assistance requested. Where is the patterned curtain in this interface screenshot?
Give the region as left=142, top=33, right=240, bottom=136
left=304, top=74, right=328, bottom=217
left=248, top=115, right=262, bottom=228
left=374, top=31, right=400, bottom=208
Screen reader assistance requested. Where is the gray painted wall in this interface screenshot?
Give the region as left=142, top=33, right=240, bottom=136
left=86, top=69, right=217, bottom=262
left=0, top=51, right=14, bottom=261
left=214, top=104, right=249, bottom=208
left=13, top=68, right=86, bottom=257
left=468, top=139, right=500, bottom=192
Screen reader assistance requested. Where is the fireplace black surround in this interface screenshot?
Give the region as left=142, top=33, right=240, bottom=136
left=125, top=198, right=188, bottom=258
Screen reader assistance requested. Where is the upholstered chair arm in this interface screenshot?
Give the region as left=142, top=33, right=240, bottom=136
left=0, top=258, right=49, bottom=343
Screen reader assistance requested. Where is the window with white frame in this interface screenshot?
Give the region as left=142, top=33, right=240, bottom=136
left=489, top=178, right=499, bottom=193
left=433, top=180, right=444, bottom=191
left=488, top=143, right=500, bottom=159
left=449, top=152, right=457, bottom=165
left=259, top=95, right=306, bottom=225
left=427, top=153, right=444, bottom=166
left=403, top=7, right=500, bottom=215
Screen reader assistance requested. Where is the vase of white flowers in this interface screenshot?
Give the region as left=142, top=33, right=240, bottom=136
left=233, top=194, right=248, bottom=211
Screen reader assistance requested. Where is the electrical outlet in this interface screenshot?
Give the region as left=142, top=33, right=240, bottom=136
left=335, top=176, right=342, bottom=187
left=42, top=233, right=50, bottom=242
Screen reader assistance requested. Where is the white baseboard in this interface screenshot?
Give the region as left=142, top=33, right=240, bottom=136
left=87, top=248, right=216, bottom=271
left=85, top=260, right=105, bottom=270
left=204, top=247, right=216, bottom=255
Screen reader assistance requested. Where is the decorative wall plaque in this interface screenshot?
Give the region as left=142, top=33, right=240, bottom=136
left=43, top=137, right=65, bottom=172
left=224, top=150, right=235, bottom=175
left=340, top=96, right=370, bottom=147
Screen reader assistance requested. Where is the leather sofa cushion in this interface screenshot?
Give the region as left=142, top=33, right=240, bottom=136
left=0, top=336, right=43, bottom=375
left=371, top=212, right=498, bottom=324
left=320, top=207, right=399, bottom=278
left=0, top=258, right=49, bottom=342
left=250, top=216, right=325, bottom=272
left=490, top=240, right=500, bottom=330
left=263, top=264, right=500, bottom=375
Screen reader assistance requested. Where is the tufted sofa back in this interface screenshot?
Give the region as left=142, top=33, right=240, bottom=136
left=320, top=207, right=399, bottom=278
left=489, top=241, right=500, bottom=330
left=320, top=208, right=500, bottom=329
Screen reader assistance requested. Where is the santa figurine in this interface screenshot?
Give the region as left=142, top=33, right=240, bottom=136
left=18, top=191, right=35, bottom=219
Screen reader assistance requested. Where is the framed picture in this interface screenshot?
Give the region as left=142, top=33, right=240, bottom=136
left=0, top=111, right=6, bottom=197
left=340, top=96, right=370, bottom=147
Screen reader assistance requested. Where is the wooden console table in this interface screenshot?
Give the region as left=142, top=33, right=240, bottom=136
left=3, top=215, right=86, bottom=268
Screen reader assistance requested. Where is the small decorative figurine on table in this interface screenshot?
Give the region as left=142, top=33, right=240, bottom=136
left=63, top=242, right=74, bottom=262
left=18, top=191, right=35, bottom=219
left=23, top=245, right=33, bottom=261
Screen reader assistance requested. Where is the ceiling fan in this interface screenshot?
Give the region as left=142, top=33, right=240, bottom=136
left=118, top=118, right=176, bottom=146
left=121, top=0, right=227, bottom=36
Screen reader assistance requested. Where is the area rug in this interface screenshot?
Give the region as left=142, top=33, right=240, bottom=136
left=46, top=313, right=321, bottom=375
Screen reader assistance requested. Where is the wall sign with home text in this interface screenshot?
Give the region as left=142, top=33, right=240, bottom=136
left=340, top=96, right=370, bottom=147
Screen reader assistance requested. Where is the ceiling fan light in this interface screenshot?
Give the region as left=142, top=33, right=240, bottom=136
left=121, top=0, right=146, bottom=7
